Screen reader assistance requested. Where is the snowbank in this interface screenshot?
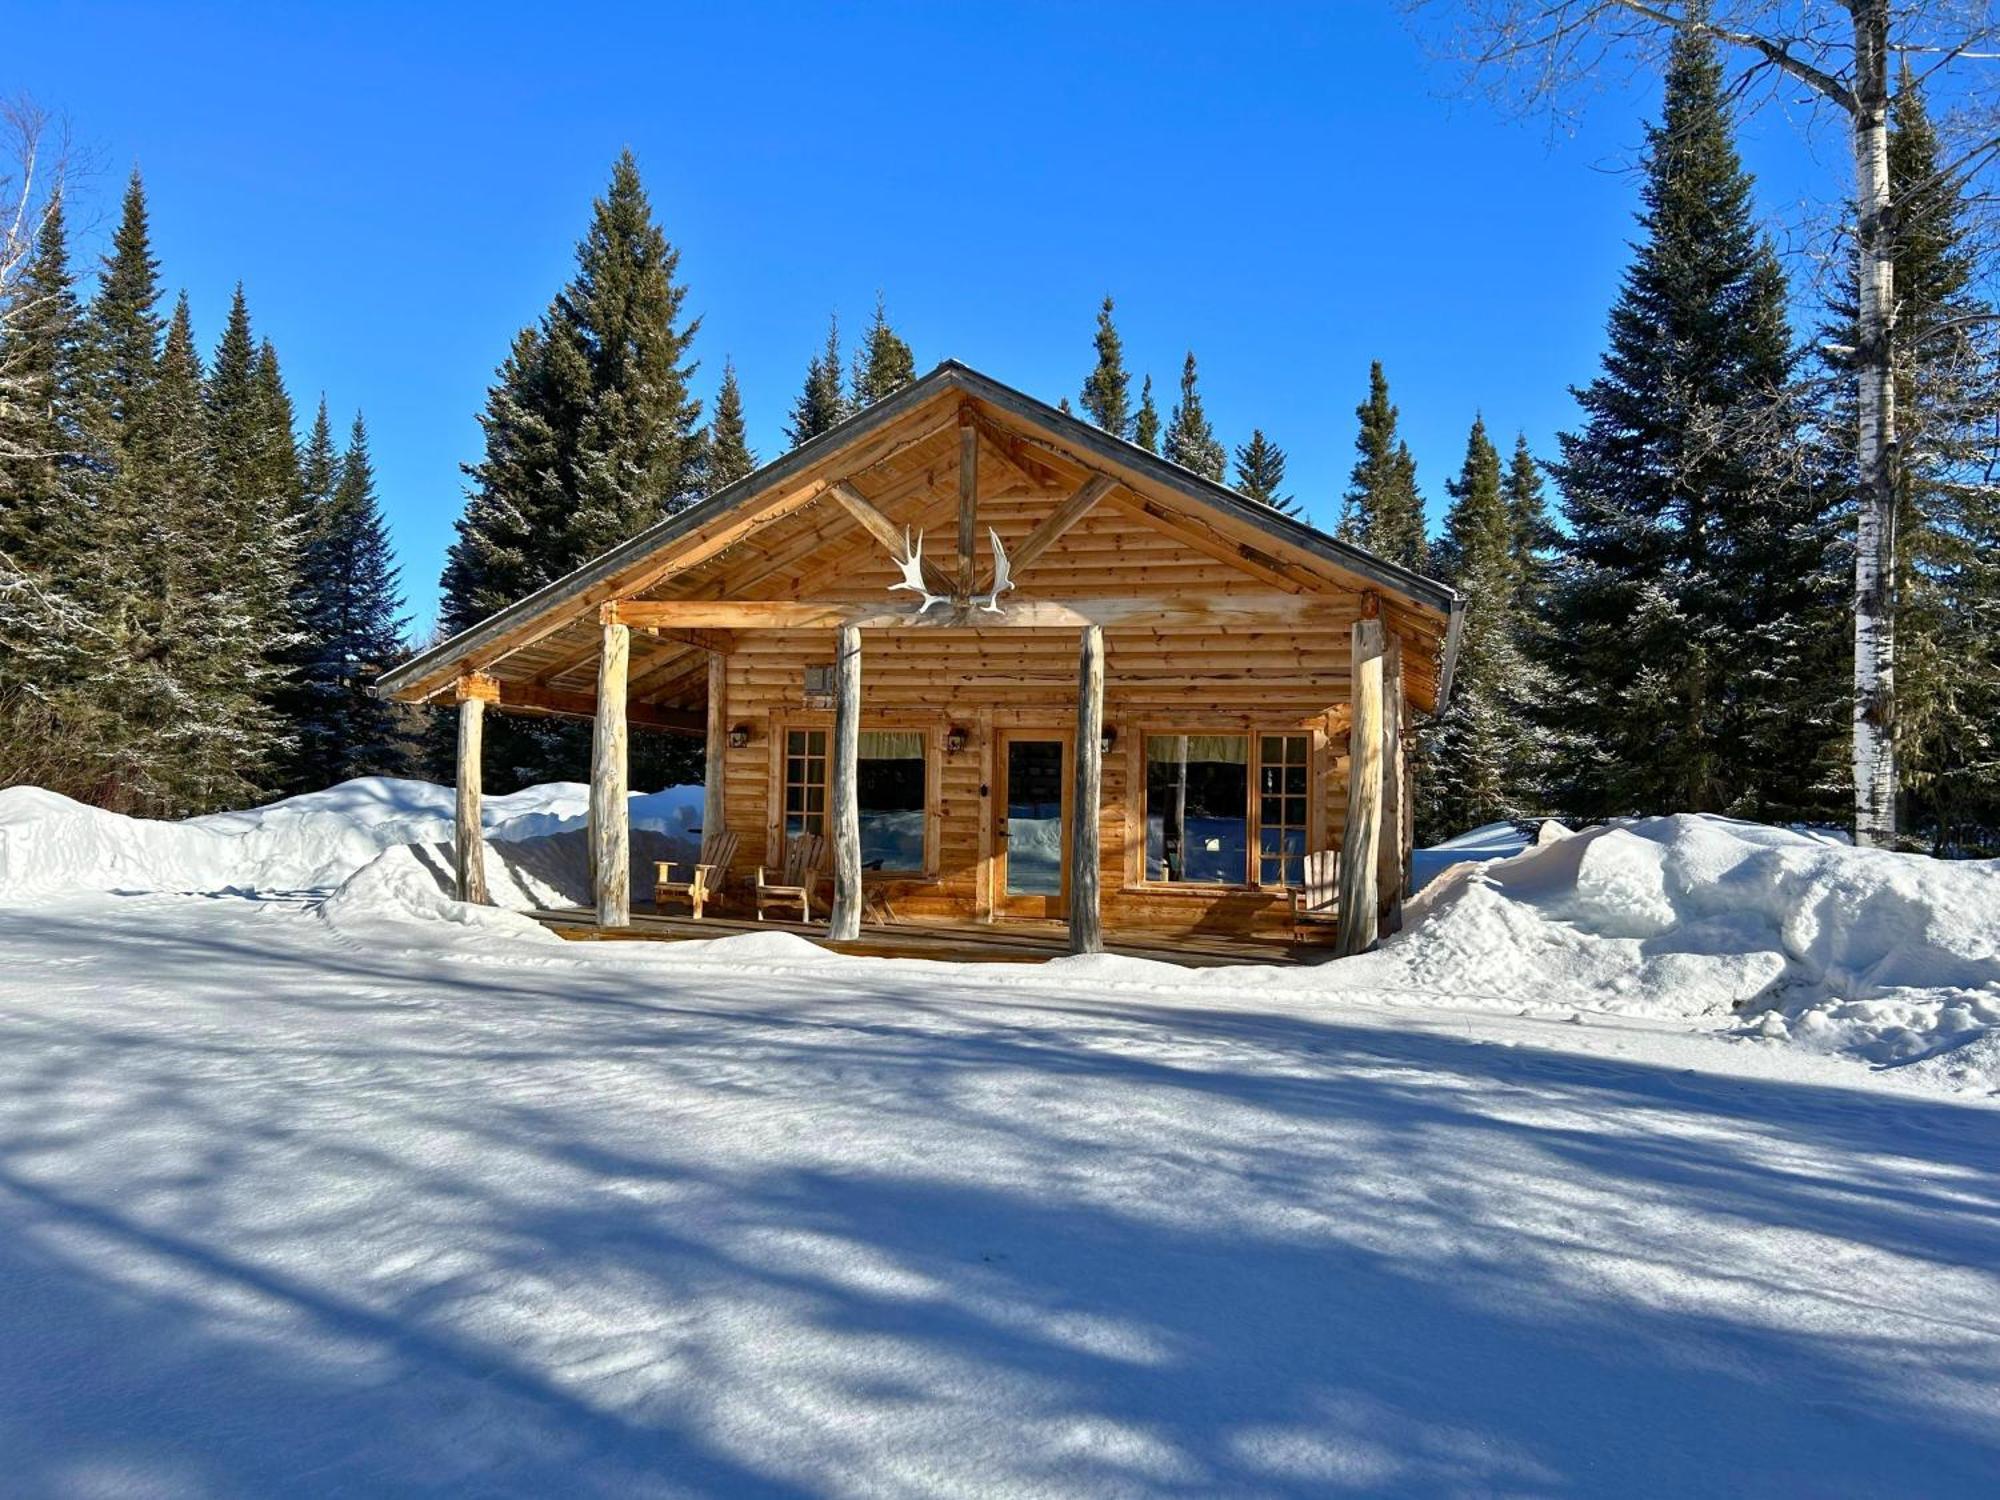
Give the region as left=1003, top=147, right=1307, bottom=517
left=0, top=777, right=704, bottom=899
left=1354, top=814, right=2000, bottom=1084
left=1410, top=819, right=1536, bottom=891
left=317, top=827, right=697, bottom=949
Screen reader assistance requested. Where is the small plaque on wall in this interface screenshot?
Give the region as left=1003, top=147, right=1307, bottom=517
left=803, top=663, right=834, bottom=709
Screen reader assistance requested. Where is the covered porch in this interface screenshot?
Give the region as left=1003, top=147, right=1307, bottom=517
left=527, top=907, right=1329, bottom=968
left=379, top=363, right=1459, bottom=961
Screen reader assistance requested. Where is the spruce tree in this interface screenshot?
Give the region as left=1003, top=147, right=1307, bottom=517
left=138, top=295, right=282, bottom=812
left=88, top=171, right=164, bottom=436
left=851, top=294, right=915, bottom=407
left=1079, top=296, right=1130, bottom=438
left=703, top=358, right=757, bottom=492
left=437, top=152, right=704, bottom=789
left=1546, top=24, right=1840, bottom=822
left=1502, top=433, right=1555, bottom=621
left=293, top=412, right=409, bottom=786
left=206, top=287, right=303, bottom=753
left=1339, top=362, right=1428, bottom=572
left=786, top=314, right=848, bottom=448
left=1232, top=429, right=1297, bottom=514
left=1162, top=352, right=1226, bottom=481
left=554, top=149, right=704, bottom=557
left=1424, top=416, right=1546, bottom=837
left=1132, top=374, right=1160, bottom=453
left=0, top=196, right=116, bottom=799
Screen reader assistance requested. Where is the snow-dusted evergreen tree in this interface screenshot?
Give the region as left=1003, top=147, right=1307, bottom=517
left=851, top=294, right=915, bottom=407
left=1423, top=417, right=1548, bottom=838
left=0, top=195, right=120, bottom=799
left=1502, top=432, right=1555, bottom=622
left=786, top=314, right=848, bottom=448
left=554, top=150, right=703, bottom=555
left=438, top=151, right=703, bottom=789
left=292, top=411, right=408, bottom=786
left=133, top=295, right=282, bottom=813
left=1339, top=362, right=1428, bottom=573
left=206, top=286, right=303, bottom=769
left=1546, top=24, right=1841, bottom=823
left=702, top=358, right=757, bottom=493
left=1132, top=374, right=1160, bottom=453
left=1162, top=352, right=1226, bottom=481
left=1079, top=296, right=1130, bottom=439
left=1232, top=429, right=1297, bottom=514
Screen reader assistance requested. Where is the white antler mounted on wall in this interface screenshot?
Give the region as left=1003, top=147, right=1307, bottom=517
left=978, top=528, right=1015, bottom=614
left=886, top=528, right=950, bottom=614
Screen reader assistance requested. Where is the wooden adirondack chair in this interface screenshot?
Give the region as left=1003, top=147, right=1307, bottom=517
left=1290, top=849, right=1341, bottom=944
left=756, top=832, right=826, bottom=923
left=655, top=830, right=740, bottom=920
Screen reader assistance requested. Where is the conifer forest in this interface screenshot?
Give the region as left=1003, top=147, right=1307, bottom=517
left=4, top=8, right=1997, bottom=854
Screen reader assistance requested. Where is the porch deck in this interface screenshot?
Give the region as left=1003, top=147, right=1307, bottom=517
left=529, top=906, right=1329, bottom=969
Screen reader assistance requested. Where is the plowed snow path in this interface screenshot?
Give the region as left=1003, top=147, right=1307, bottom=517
left=2, top=894, right=1997, bottom=1498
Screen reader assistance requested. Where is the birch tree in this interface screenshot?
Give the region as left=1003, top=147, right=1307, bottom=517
left=1412, top=0, right=2000, bottom=846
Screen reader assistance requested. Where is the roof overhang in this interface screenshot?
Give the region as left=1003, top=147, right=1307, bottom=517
left=379, top=360, right=1462, bottom=711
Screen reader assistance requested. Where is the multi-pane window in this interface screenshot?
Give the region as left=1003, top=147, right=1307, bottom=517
left=781, top=727, right=927, bottom=872
left=783, top=729, right=827, bottom=839
left=1258, top=734, right=1311, bottom=887
left=1144, top=732, right=1311, bottom=886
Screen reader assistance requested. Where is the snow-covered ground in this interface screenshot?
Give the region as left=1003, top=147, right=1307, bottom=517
left=2, top=781, right=1998, bottom=1495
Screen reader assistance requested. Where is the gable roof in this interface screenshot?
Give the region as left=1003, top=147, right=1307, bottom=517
left=379, top=359, right=1463, bottom=708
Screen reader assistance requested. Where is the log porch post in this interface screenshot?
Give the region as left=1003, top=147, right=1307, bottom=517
left=453, top=673, right=497, bottom=905
left=1069, top=624, right=1105, bottom=954
left=703, top=650, right=728, bottom=839
left=591, top=609, right=631, bottom=928
left=827, top=623, right=863, bottom=940
left=1336, top=606, right=1386, bottom=957
left=1377, top=633, right=1405, bottom=939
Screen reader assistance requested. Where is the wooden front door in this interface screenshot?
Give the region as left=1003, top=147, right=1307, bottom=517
left=994, top=731, right=1069, bottom=917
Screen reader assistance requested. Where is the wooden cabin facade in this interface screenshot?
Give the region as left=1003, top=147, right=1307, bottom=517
left=378, top=362, right=1462, bottom=956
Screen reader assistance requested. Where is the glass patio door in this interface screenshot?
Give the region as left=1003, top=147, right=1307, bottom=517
left=996, top=733, right=1067, bottom=915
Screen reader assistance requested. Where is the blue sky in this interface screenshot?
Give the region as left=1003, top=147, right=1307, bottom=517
left=19, top=1, right=1841, bottom=632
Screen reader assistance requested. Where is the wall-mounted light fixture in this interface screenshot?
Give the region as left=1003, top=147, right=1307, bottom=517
left=727, top=723, right=752, bottom=750
left=1100, top=725, right=1118, bottom=755
left=944, top=725, right=969, bottom=755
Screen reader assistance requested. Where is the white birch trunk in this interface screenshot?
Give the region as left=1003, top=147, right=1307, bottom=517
left=1849, top=0, right=1898, bottom=848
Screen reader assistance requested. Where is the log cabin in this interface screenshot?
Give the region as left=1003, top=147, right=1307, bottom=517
left=377, top=361, right=1463, bottom=959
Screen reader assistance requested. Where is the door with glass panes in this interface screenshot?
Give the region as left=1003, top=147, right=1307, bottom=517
left=993, top=731, right=1069, bottom=917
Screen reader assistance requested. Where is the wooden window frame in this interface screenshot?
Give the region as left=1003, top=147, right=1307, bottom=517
left=1127, top=724, right=1324, bottom=894
left=766, top=710, right=942, bottom=880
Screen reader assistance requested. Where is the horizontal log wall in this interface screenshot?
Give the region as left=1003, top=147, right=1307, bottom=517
left=705, top=622, right=1352, bottom=937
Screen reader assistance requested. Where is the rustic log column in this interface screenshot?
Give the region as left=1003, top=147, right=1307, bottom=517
left=827, top=624, right=863, bottom=940
left=1377, top=633, right=1405, bottom=939
left=957, top=407, right=978, bottom=602
left=703, top=650, right=728, bottom=840
left=1336, top=610, right=1386, bottom=957
left=453, top=673, right=496, bottom=905
left=591, top=610, right=631, bottom=928
left=1069, top=624, right=1105, bottom=955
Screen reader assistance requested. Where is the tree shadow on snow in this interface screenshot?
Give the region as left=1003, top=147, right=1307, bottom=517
left=1, top=904, right=1997, bottom=1496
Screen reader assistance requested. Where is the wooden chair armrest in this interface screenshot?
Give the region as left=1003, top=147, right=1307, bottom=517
left=656, top=861, right=680, bottom=880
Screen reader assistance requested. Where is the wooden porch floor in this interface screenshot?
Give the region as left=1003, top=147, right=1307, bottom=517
left=529, top=906, right=1329, bottom=969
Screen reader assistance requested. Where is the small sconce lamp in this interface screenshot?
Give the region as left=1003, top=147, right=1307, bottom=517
left=727, top=723, right=752, bottom=750
left=944, top=724, right=969, bottom=755
left=1100, top=725, right=1118, bottom=755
